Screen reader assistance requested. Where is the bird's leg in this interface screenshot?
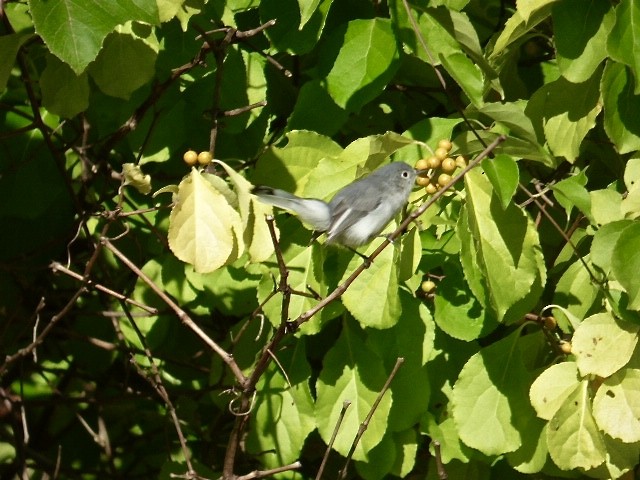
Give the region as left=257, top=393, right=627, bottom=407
left=347, top=246, right=372, bottom=267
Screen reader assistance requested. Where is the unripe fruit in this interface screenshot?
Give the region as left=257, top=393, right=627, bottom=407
left=415, top=158, right=430, bottom=172
left=183, top=150, right=198, bottom=166
left=197, top=151, right=213, bottom=165
left=560, top=341, right=572, bottom=354
left=455, top=155, right=467, bottom=168
left=437, top=173, right=452, bottom=187
left=437, top=139, right=453, bottom=152
left=425, top=183, right=438, bottom=195
left=543, top=316, right=557, bottom=330
left=416, top=176, right=431, bottom=187
left=426, top=156, right=441, bottom=169
left=421, top=280, right=436, bottom=293
left=434, top=147, right=449, bottom=160
left=441, top=157, right=456, bottom=173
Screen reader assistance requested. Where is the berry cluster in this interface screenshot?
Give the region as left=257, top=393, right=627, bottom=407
left=183, top=150, right=213, bottom=166
left=414, top=139, right=466, bottom=195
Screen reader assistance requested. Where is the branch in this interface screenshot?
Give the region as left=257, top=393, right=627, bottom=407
left=100, top=237, right=248, bottom=388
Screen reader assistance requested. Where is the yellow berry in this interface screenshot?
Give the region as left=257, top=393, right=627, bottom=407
left=197, top=151, right=213, bottom=165
left=415, top=158, right=429, bottom=172
left=434, top=147, right=449, bottom=160
left=437, top=139, right=453, bottom=152
left=183, top=150, right=198, bottom=166
left=543, top=316, right=557, bottom=330
left=560, top=341, right=572, bottom=354
left=416, top=176, right=431, bottom=187
left=437, top=173, right=452, bottom=187
left=426, top=156, right=441, bottom=169
left=421, top=280, right=436, bottom=293
left=425, top=183, right=438, bottom=195
left=455, top=155, right=467, bottom=168
left=441, top=157, right=456, bottom=173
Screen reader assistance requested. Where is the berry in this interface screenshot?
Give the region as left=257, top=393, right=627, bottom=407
left=426, top=156, right=441, bottom=169
left=434, top=147, right=448, bottom=160
left=416, top=176, right=431, bottom=187
left=197, top=151, right=213, bottom=165
left=437, top=173, right=452, bottom=187
left=421, top=280, right=436, bottom=293
left=415, top=158, right=429, bottom=171
left=437, top=139, right=453, bottom=152
left=455, top=155, right=467, bottom=168
left=441, top=157, right=456, bottom=173
left=425, top=183, right=438, bottom=195
left=183, top=150, right=198, bottom=166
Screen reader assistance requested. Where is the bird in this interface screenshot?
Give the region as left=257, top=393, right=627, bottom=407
left=252, top=162, right=420, bottom=248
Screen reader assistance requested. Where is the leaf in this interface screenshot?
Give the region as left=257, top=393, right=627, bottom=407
left=28, top=0, right=159, bottom=73
left=325, top=19, right=399, bottom=111
left=481, top=154, right=519, bottom=209
left=607, top=0, right=640, bottom=94
left=591, top=220, right=635, bottom=276
left=611, top=222, right=640, bottom=309
left=525, top=68, right=602, bottom=162
left=439, top=51, right=484, bottom=108
left=546, top=380, right=606, bottom=471
left=601, top=61, right=640, bottom=154
left=551, top=170, right=591, bottom=220
left=553, top=258, right=600, bottom=323
left=516, top=0, right=562, bottom=23
left=245, top=342, right=316, bottom=468
left=590, top=189, right=623, bottom=226
left=39, top=54, right=89, bottom=118
left=122, top=163, right=151, bottom=194
left=341, top=241, right=401, bottom=329
left=168, top=168, right=243, bottom=273
left=478, top=101, right=539, bottom=145
left=315, top=321, right=392, bottom=461
left=89, top=32, right=157, bottom=99
left=0, top=32, right=32, bottom=92
left=451, top=328, right=538, bottom=455
left=287, top=80, right=347, bottom=136
left=490, top=5, right=554, bottom=60
left=530, top=362, right=581, bottom=421
left=297, top=0, right=323, bottom=28
left=572, top=312, right=639, bottom=377
left=462, top=168, right=546, bottom=323
left=553, top=0, right=614, bottom=83
left=214, top=160, right=276, bottom=263
left=253, top=130, right=343, bottom=195
left=592, top=369, right=640, bottom=443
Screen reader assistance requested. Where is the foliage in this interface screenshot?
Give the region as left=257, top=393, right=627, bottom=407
left=1, top=0, right=640, bottom=479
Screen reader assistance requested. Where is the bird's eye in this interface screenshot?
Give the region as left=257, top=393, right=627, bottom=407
left=401, top=171, right=409, bottom=178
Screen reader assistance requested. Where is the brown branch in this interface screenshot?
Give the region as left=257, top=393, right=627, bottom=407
left=315, top=401, right=351, bottom=480
left=100, top=237, right=248, bottom=388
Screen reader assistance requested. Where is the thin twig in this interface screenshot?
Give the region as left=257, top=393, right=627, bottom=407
left=100, top=237, right=248, bottom=387
left=338, top=358, right=405, bottom=479
left=235, top=461, right=302, bottom=480
left=315, top=401, right=351, bottom=480
left=434, top=441, right=448, bottom=479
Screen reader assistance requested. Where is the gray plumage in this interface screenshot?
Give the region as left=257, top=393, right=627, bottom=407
left=252, top=162, right=418, bottom=247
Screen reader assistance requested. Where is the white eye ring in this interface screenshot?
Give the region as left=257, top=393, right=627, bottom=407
left=401, top=171, right=409, bottom=178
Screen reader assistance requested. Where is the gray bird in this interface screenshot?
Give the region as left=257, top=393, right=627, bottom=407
left=252, top=162, right=420, bottom=247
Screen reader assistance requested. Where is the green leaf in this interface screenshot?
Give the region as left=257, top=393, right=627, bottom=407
left=517, top=0, right=562, bottom=23
left=216, top=161, right=276, bottom=263
left=553, top=0, right=614, bottom=83
left=551, top=170, right=591, bottom=220
left=287, top=80, right=347, bottom=136
left=592, top=369, right=640, bottom=443
left=297, top=0, right=324, bottom=28
left=607, top=0, right=640, bottom=94
left=572, top=312, right=639, bottom=377
left=591, top=220, right=635, bottom=276
left=525, top=68, right=602, bottom=162
left=253, top=130, right=343, bottom=195
left=481, top=154, right=519, bottom=209
left=546, top=380, right=606, bottom=471
left=553, top=258, right=600, bottom=323
left=261, top=0, right=331, bottom=54
left=439, top=51, right=484, bottom=107
left=490, top=5, right=554, bottom=60
left=452, top=328, right=539, bottom=455
left=478, top=101, right=539, bottom=145
left=0, top=32, right=32, bottom=92
left=40, top=54, right=89, bottom=118
left=168, top=168, right=243, bottom=273
left=433, top=263, right=499, bottom=341
left=245, top=341, right=316, bottom=468
left=341, top=241, right=401, bottom=329
left=590, top=189, right=623, bottom=226
left=462, top=168, right=546, bottom=323
left=28, top=0, right=159, bottom=73
left=89, top=32, right=156, bottom=99
left=530, top=362, right=581, bottom=421
left=325, top=19, right=399, bottom=111
left=612, top=222, right=640, bottom=309
left=315, top=321, right=392, bottom=461
left=601, top=61, right=640, bottom=154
